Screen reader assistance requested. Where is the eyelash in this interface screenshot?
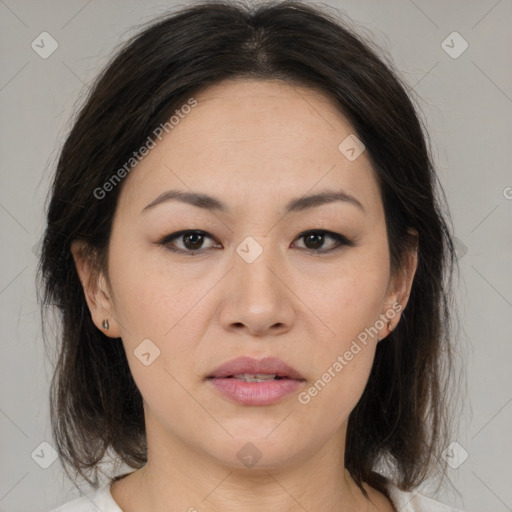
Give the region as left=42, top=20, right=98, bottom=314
left=156, top=229, right=355, bottom=255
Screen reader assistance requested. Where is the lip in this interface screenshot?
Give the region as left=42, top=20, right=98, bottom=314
left=208, top=356, right=305, bottom=380
left=207, top=356, right=306, bottom=406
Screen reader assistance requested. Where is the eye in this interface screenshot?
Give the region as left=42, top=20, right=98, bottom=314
left=293, top=230, right=354, bottom=253
left=156, top=229, right=354, bottom=255
left=157, top=230, right=220, bottom=254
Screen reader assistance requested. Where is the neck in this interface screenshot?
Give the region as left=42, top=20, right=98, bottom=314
left=110, top=424, right=383, bottom=512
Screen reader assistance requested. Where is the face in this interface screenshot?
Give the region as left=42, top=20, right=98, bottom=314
left=76, top=78, right=415, bottom=471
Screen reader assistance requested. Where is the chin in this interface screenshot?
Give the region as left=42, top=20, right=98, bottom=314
left=203, top=429, right=313, bottom=472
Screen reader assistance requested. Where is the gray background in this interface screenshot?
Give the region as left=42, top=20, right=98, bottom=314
left=1, top=1, right=511, bottom=511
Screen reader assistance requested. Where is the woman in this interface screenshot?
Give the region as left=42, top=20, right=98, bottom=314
left=41, top=1, right=463, bottom=511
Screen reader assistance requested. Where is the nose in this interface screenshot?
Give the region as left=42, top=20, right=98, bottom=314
left=219, top=243, right=296, bottom=337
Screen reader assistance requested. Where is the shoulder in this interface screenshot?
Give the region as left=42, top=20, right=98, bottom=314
left=48, top=483, right=123, bottom=512
left=386, top=481, right=465, bottom=512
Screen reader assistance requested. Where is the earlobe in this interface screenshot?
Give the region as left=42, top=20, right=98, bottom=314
left=70, top=241, right=121, bottom=338
left=377, top=301, right=400, bottom=343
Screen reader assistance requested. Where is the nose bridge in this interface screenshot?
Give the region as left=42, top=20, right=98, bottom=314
left=233, top=234, right=283, bottom=300
left=219, top=234, right=295, bottom=335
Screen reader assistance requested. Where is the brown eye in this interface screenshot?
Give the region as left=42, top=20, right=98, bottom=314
left=157, top=230, right=219, bottom=254
left=182, top=232, right=205, bottom=250
left=294, top=230, right=354, bottom=253
left=303, top=232, right=325, bottom=250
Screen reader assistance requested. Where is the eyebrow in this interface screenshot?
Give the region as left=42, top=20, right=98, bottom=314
left=141, top=188, right=365, bottom=215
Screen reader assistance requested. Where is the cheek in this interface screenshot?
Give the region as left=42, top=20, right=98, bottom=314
left=307, top=252, right=390, bottom=345
left=295, top=273, right=384, bottom=426
left=106, top=241, right=208, bottom=390
left=295, top=251, right=389, bottom=414
left=107, top=237, right=198, bottom=340
left=110, top=267, right=201, bottom=424
left=296, top=348, right=375, bottom=441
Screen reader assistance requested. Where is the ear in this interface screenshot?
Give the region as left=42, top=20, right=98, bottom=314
left=71, top=240, right=122, bottom=338
left=378, top=229, right=418, bottom=341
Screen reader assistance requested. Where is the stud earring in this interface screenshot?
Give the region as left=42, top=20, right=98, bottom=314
left=388, top=322, right=394, bottom=332
left=102, top=319, right=109, bottom=330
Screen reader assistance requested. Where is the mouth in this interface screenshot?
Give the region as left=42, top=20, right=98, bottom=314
left=207, top=356, right=305, bottom=380
left=207, top=356, right=306, bottom=406
left=216, top=373, right=289, bottom=382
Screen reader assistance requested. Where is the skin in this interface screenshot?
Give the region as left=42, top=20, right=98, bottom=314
left=73, top=78, right=417, bottom=512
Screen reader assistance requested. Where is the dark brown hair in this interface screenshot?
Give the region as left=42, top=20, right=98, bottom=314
left=39, top=0, right=460, bottom=499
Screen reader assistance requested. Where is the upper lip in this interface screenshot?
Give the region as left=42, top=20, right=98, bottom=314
left=207, top=356, right=305, bottom=380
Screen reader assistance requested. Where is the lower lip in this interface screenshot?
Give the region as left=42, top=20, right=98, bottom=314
left=209, top=378, right=304, bottom=405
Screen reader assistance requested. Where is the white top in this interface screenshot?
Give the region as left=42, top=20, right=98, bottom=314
left=49, top=480, right=464, bottom=511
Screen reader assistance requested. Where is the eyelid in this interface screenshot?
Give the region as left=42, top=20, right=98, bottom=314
left=156, top=229, right=355, bottom=254
left=292, top=229, right=355, bottom=251
left=156, top=230, right=220, bottom=253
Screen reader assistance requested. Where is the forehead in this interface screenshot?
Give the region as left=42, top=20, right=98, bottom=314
left=117, top=78, right=382, bottom=219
